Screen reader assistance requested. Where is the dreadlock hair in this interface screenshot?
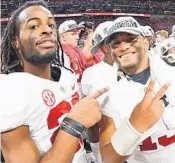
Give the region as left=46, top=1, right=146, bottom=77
left=52, top=31, right=73, bottom=73
left=1, top=0, right=71, bottom=74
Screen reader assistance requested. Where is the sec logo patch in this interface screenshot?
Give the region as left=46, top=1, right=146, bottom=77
left=42, top=90, right=56, bottom=107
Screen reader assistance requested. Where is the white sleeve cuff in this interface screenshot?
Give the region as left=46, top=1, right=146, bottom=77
left=111, top=119, right=142, bottom=156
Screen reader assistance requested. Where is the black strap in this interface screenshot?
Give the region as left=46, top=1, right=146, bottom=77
left=60, top=117, right=85, bottom=138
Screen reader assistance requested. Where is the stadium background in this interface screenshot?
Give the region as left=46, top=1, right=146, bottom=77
left=0, top=0, right=175, bottom=162
left=1, top=0, right=175, bottom=34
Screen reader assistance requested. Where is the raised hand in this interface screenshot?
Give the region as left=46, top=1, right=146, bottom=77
left=129, top=80, right=170, bottom=133
left=67, top=87, right=109, bottom=128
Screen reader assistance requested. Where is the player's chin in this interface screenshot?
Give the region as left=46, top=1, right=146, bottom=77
left=119, top=59, right=137, bottom=69
left=39, top=48, right=56, bottom=56
left=38, top=46, right=56, bottom=52
left=120, top=62, right=138, bottom=70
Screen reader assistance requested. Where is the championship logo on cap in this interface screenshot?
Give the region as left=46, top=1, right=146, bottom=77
left=141, top=25, right=154, bottom=37
left=91, top=21, right=113, bottom=54
left=105, top=17, right=144, bottom=44
left=160, top=37, right=175, bottom=55
left=58, top=20, right=82, bottom=34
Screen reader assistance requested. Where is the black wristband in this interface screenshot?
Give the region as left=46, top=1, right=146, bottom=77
left=60, top=122, right=80, bottom=138
left=60, top=117, right=85, bottom=138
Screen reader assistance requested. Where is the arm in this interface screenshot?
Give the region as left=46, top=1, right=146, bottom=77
left=87, top=123, right=100, bottom=143
left=1, top=126, right=80, bottom=163
left=82, top=29, right=93, bottom=60
left=99, top=115, right=128, bottom=163
left=1, top=126, right=40, bottom=163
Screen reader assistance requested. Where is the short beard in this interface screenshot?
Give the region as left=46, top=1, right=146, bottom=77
left=24, top=51, right=56, bottom=64
left=120, top=63, right=139, bottom=74
left=21, top=46, right=56, bottom=64
left=114, top=54, right=142, bottom=75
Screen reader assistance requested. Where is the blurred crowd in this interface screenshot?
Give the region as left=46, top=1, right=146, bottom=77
left=1, top=0, right=175, bottom=17
left=49, top=0, right=175, bottom=8
left=1, top=16, right=175, bottom=36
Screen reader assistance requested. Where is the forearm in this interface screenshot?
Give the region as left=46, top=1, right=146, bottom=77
left=82, top=49, right=93, bottom=60
left=82, top=33, right=93, bottom=59
left=87, top=123, right=100, bottom=143
left=82, top=34, right=93, bottom=54
left=99, top=115, right=127, bottom=163
left=100, top=143, right=128, bottom=163
left=40, top=130, right=79, bottom=163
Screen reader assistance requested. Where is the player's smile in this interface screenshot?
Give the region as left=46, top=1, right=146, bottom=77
left=36, top=37, right=56, bottom=49
left=118, top=52, right=137, bottom=60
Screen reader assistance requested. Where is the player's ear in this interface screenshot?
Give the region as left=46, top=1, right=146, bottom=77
left=100, top=45, right=106, bottom=53
left=101, top=44, right=110, bottom=54
left=143, top=37, right=149, bottom=50
left=12, top=36, right=23, bottom=57
left=60, top=33, right=66, bottom=41
left=12, top=36, right=20, bottom=50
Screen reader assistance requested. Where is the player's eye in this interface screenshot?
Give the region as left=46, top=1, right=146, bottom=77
left=131, top=38, right=138, bottom=43
left=110, top=40, right=120, bottom=49
left=48, top=24, right=56, bottom=29
left=30, top=25, right=39, bottom=30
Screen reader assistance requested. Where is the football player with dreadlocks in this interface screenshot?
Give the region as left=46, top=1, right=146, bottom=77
left=0, top=1, right=108, bottom=163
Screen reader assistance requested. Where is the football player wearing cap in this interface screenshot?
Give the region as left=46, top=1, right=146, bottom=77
left=0, top=1, right=108, bottom=163
left=91, top=21, right=114, bottom=66
left=91, top=17, right=175, bottom=163
left=160, top=37, right=175, bottom=66
left=141, top=25, right=155, bottom=50
left=81, top=21, right=114, bottom=163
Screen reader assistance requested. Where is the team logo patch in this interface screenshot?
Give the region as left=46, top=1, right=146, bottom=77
left=42, top=90, right=56, bottom=106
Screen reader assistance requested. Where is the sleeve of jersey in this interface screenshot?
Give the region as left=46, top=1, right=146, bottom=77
left=0, top=77, right=31, bottom=132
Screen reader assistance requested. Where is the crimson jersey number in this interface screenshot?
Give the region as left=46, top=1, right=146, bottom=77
left=46, top=93, right=82, bottom=150
left=140, top=135, right=175, bottom=151
left=47, top=100, right=71, bottom=144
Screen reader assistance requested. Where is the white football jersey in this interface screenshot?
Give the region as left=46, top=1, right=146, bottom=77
left=110, top=78, right=175, bottom=163
left=82, top=61, right=175, bottom=163
left=0, top=67, right=87, bottom=163
left=81, top=62, right=120, bottom=163
left=81, top=62, right=119, bottom=117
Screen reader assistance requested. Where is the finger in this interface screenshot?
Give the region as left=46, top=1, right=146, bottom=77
left=153, top=82, right=170, bottom=102
left=143, top=80, right=155, bottom=99
left=159, top=100, right=164, bottom=107
left=90, top=87, right=109, bottom=99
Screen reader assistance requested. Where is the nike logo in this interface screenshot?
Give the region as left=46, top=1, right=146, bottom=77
left=71, top=83, right=75, bottom=90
